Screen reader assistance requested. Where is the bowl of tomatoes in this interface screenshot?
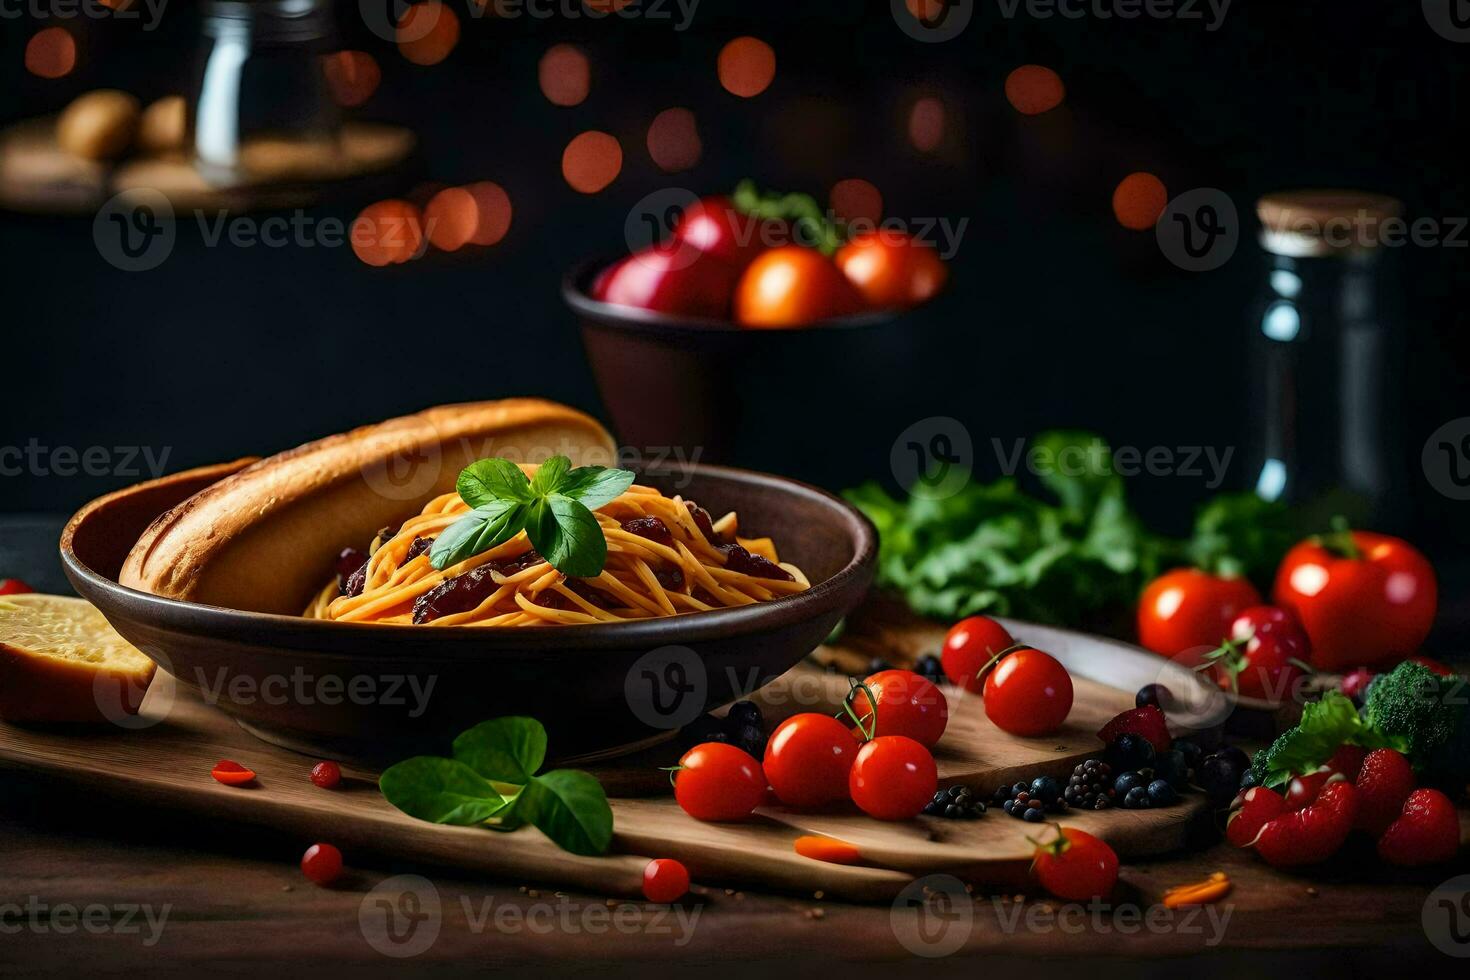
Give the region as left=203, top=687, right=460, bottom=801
left=564, top=183, right=954, bottom=485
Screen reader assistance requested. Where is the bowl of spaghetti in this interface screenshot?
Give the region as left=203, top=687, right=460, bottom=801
left=61, top=455, right=876, bottom=763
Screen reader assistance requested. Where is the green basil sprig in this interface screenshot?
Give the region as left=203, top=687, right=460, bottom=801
left=379, top=716, right=613, bottom=856
left=429, top=457, right=635, bottom=578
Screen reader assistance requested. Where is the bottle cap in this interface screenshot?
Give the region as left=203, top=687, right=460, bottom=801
left=1256, top=189, right=1403, bottom=258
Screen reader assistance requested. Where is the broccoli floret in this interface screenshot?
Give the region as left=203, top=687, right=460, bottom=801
left=1364, top=661, right=1470, bottom=785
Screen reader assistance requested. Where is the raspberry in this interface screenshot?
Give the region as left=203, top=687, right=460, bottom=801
left=1377, top=789, right=1460, bottom=867
left=1354, top=748, right=1416, bottom=836
left=1097, top=705, right=1171, bottom=752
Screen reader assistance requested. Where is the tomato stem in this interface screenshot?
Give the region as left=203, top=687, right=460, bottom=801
left=973, top=642, right=1030, bottom=687
left=1316, top=515, right=1361, bottom=560
left=839, top=679, right=879, bottom=742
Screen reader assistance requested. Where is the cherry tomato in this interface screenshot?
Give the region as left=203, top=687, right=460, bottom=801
left=848, top=735, right=937, bottom=821
left=1137, top=568, right=1263, bottom=658
left=642, top=858, right=691, bottom=902
left=734, top=246, right=865, bottom=328
left=983, top=647, right=1073, bottom=737
left=834, top=230, right=948, bottom=309
left=0, top=579, right=34, bottom=596
left=673, top=742, right=766, bottom=822
left=1030, top=827, right=1119, bottom=901
left=1210, top=605, right=1309, bottom=703
left=593, top=241, right=741, bottom=318
left=210, top=759, right=256, bottom=786
left=671, top=195, right=782, bottom=269
left=941, top=616, right=1016, bottom=694
left=763, top=713, right=857, bottom=809
left=849, top=669, right=949, bottom=748
left=1272, top=530, right=1437, bottom=672
left=300, top=843, right=343, bottom=886
left=309, top=761, right=342, bottom=789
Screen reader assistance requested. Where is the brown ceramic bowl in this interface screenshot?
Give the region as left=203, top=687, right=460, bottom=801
left=565, top=258, right=950, bottom=486
left=60, top=459, right=876, bottom=764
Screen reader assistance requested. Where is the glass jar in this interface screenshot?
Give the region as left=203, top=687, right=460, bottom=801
left=189, top=0, right=341, bottom=185
left=1247, top=190, right=1408, bottom=530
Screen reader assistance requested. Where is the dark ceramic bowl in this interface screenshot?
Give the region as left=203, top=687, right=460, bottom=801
left=60, top=459, right=876, bottom=765
left=565, top=258, right=950, bottom=488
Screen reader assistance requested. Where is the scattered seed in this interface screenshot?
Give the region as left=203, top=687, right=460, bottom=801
left=813, top=890, right=825, bottom=900
left=527, top=889, right=540, bottom=898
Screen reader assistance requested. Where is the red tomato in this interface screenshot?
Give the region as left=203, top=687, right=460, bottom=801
left=309, top=761, right=342, bottom=789
left=0, top=579, right=34, bottom=596
left=941, top=615, right=1015, bottom=694
left=671, top=195, right=781, bottom=269
left=1272, top=530, right=1437, bottom=672
left=848, top=736, right=937, bottom=821
left=1211, top=605, right=1309, bottom=703
left=763, top=713, right=858, bottom=809
left=834, top=230, right=948, bottom=309
left=849, top=669, right=949, bottom=748
left=593, top=241, right=740, bottom=318
left=734, top=246, right=865, bottom=328
left=300, top=843, right=343, bottom=886
left=641, top=858, right=691, bottom=902
left=1137, top=568, right=1263, bottom=658
left=1030, top=827, right=1119, bottom=901
left=673, top=742, right=766, bottom=822
left=983, top=647, right=1073, bottom=737
left=210, top=759, right=256, bottom=786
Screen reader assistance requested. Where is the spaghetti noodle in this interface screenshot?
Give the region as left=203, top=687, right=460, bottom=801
left=305, top=481, right=809, bottom=626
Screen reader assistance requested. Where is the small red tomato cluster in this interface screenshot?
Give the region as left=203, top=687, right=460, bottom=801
left=1227, top=747, right=1460, bottom=869
left=672, top=669, right=949, bottom=824
left=940, top=616, right=1075, bottom=737
left=591, top=188, right=948, bottom=329
left=1137, top=528, right=1437, bottom=699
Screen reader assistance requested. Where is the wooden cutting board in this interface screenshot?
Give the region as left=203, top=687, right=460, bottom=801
left=0, top=615, right=1211, bottom=902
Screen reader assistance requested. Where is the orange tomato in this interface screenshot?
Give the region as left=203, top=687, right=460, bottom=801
left=835, top=231, right=948, bottom=309
left=734, top=246, right=864, bottom=328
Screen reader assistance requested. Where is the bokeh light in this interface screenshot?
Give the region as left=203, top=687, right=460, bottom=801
left=464, top=181, right=512, bottom=246
left=905, top=0, right=946, bottom=21
left=582, top=0, right=635, bottom=10
left=717, top=37, right=775, bottom=98
left=25, top=28, right=76, bottom=79
left=538, top=44, right=590, bottom=107
left=352, top=200, right=425, bottom=267
left=397, top=2, right=459, bottom=67
left=646, top=108, right=702, bottom=173
left=1112, top=172, right=1169, bottom=230
left=1005, top=65, right=1066, bottom=116
left=321, top=51, right=381, bottom=108
left=830, top=179, right=883, bottom=224
left=562, top=131, right=623, bottom=194
left=908, top=97, right=944, bottom=152
left=424, top=187, right=479, bottom=252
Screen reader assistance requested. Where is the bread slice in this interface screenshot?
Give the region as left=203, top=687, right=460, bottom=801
left=119, top=399, right=619, bottom=614
left=0, top=593, right=156, bottom=724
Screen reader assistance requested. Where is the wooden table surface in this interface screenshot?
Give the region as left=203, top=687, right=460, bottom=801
left=2, top=768, right=1464, bottom=978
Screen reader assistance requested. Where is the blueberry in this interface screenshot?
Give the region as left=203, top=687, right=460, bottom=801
left=1173, top=737, right=1205, bottom=769
left=727, top=700, right=763, bottom=728
left=993, top=785, right=1013, bottom=804
left=680, top=714, right=727, bottom=747
left=1238, top=767, right=1262, bottom=791
left=867, top=657, right=894, bottom=676
left=1154, top=749, right=1193, bottom=789
left=1113, top=771, right=1147, bottom=797
left=1012, top=781, right=1030, bottom=797
left=916, top=654, right=945, bottom=684
left=947, top=785, right=970, bottom=801
left=1215, top=745, right=1249, bottom=772
left=1030, top=776, right=1062, bottom=804
left=734, top=724, right=766, bottom=757
left=1002, top=800, right=1016, bottom=814
left=1022, top=807, right=1045, bottom=823
left=1106, top=733, right=1156, bottom=771
left=1147, top=779, right=1180, bottom=806
left=1196, top=753, right=1244, bottom=807
left=1136, top=683, right=1173, bottom=710
left=945, top=804, right=963, bottom=818
left=1122, top=785, right=1152, bottom=809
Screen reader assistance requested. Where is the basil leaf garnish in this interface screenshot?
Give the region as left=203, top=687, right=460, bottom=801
left=527, top=495, right=607, bottom=579
left=378, top=757, right=512, bottom=825
left=429, top=499, right=527, bottom=570
left=453, top=716, right=548, bottom=784
left=457, top=458, right=534, bottom=507
left=517, top=770, right=614, bottom=857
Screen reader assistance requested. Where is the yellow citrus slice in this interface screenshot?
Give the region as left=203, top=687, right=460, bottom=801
left=0, top=594, right=155, bottom=724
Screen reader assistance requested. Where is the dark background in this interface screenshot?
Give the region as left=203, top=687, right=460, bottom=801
left=1, top=1, right=1466, bottom=567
